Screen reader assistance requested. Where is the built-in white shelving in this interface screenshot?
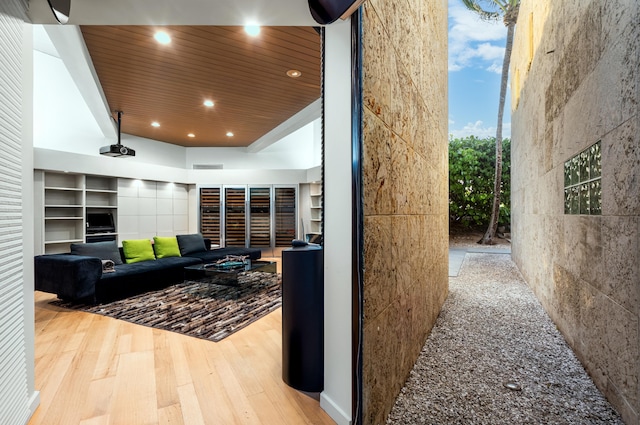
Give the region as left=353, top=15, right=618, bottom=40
left=308, top=182, right=322, bottom=236
left=35, top=171, right=118, bottom=254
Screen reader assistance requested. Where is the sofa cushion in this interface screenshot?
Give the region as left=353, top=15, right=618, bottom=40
left=153, top=236, right=181, bottom=258
left=35, top=254, right=103, bottom=301
left=97, top=256, right=201, bottom=302
left=122, top=239, right=156, bottom=264
left=101, top=256, right=200, bottom=280
left=176, top=233, right=207, bottom=256
left=71, top=241, right=123, bottom=265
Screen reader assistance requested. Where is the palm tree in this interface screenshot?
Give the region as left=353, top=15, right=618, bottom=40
left=462, top=0, right=520, bottom=245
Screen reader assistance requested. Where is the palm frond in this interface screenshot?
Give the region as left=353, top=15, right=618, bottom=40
left=461, top=0, right=502, bottom=22
left=461, top=0, right=521, bottom=25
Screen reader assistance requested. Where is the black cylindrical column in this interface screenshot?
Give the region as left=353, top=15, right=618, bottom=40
left=282, top=245, right=324, bottom=392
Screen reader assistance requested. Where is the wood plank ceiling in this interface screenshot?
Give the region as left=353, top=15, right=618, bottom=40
left=80, top=26, right=321, bottom=147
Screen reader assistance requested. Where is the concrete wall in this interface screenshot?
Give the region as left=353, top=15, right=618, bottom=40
left=510, top=1, right=639, bottom=423
left=360, top=1, right=449, bottom=423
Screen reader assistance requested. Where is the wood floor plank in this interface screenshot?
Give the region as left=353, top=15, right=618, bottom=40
left=185, top=342, right=238, bottom=424
left=81, top=376, right=116, bottom=420
left=210, top=351, right=263, bottom=425
left=176, top=384, right=205, bottom=425
left=153, top=330, right=180, bottom=409
left=247, top=391, right=288, bottom=425
left=79, top=415, right=110, bottom=425
left=30, top=351, right=76, bottom=424
left=157, top=403, right=184, bottom=425
left=232, top=333, right=312, bottom=425
left=217, top=339, right=264, bottom=397
left=131, top=320, right=155, bottom=352
left=29, top=289, right=335, bottom=425
left=43, top=350, right=100, bottom=425
left=168, top=335, right=194, bottom=388
left=109, top=351, right=158, bottom=425
left=90, top=318, right=120, bottom=380
left=115, top=326, right=133, bottom=355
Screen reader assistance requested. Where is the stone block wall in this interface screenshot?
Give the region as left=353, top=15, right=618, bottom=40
left=510, top=1, right=639, bottom=423
left=361, top=1, right=448, bottom=423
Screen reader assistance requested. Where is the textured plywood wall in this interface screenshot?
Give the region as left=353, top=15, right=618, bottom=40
left=360, top=1, right=449, bottom=423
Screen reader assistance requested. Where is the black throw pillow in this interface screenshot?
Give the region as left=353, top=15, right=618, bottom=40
left=70, top=240, right=123, bottom=265
left=176, top=234, right=207, bottom=256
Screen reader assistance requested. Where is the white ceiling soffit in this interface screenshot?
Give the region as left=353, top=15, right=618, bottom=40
left=42, top=24, right=117, bottom=139
left=27, top=0, right=318, bottom=25
left=247, top=99, right=321, bottom=153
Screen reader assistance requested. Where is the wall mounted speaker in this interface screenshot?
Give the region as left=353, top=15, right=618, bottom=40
left=46, top=0, right=71, bottom=24
left=308, top=0, right=365, bottom=25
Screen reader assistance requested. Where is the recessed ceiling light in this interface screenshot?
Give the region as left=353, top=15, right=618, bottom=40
left=154, top=31, right=171, bottom=45
left=244, top=25, right=261, bottom=37
left=203, top=100, right=214, bottom=107
left=151, top=121, right=160, bottom=127
left=226, top=132, right=234, bottom=137
left=187, top=133, right=195, bottom=138
left=287, top=69, right=302, bottom=78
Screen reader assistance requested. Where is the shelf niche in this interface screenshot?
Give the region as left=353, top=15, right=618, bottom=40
left=36, top=171, right=118, bottom=254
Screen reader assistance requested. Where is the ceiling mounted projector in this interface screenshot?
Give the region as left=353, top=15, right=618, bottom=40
left=100, top=144, right=135, bottom=157
left=100, top=111, right=135, bottom=158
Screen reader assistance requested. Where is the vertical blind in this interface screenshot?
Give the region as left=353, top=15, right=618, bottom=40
left=0, top=1, right=30, bottom=424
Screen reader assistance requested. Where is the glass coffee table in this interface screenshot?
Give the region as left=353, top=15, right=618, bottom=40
left=184, top=260, right=277, bottom=287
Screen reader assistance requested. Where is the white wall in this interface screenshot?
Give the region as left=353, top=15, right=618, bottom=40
left=117, top=179, right=190, bottom=242
left=33, top=49, right=109, bottom=154
left=21, top=11, right=40, bottom=420
left=186, top=121, right=318, bottom=170
left=0, top=1, right=39, bottom=423
left=321, top=19, right=353, bottom=425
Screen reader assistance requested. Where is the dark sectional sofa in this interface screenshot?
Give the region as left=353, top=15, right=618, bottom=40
left=35, top=234, right=261, bottom=304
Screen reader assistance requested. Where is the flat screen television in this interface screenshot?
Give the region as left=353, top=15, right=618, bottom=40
left=86, top=212, right=115, bottom=234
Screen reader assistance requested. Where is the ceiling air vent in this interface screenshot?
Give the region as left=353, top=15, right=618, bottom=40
left=192, top=164, right=224, bottom=170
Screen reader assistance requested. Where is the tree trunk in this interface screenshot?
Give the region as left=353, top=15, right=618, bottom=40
left=479, top=22, right=515, bottom=245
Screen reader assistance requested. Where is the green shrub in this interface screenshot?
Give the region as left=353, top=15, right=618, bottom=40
left=449, top=136, right=510, bottom=228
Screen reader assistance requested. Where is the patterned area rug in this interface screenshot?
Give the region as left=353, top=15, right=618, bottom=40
left=51, top=272, right=281, bottom=342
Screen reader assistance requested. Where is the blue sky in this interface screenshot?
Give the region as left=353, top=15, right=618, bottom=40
left=448, top=0, right=511, bottom=140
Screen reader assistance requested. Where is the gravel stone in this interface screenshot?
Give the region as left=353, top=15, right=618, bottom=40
left=386, top=253, right=623, bottom=425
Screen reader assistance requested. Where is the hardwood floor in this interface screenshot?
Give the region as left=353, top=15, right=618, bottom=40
left=29, top=259, right=334, bottom=425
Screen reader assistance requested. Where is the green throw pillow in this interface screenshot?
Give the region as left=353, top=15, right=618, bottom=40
left=122, top=239, right=156, bottom=264
left=153, top=236, right=181, bottom=258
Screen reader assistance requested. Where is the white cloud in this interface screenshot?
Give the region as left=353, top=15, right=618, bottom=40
left=448, top=1, right=507, bottom=72
left=486, top=63, right=503, bottom=74
left=475, top=43, right=505, bottom=61
left=449, top=120, right=511, bottom=140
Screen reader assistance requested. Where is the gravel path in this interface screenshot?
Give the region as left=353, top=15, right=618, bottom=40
left=387, top=253, right=623, bottom=424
